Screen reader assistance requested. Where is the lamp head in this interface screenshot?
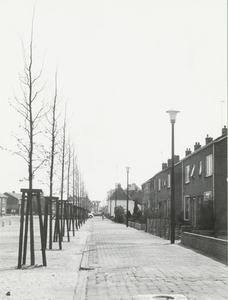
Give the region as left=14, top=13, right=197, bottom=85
left=126, top=166, right=130, bottom=172
left=166, top=109, right=180, bottom=124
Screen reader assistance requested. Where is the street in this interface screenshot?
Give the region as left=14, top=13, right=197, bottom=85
left=0, top=216, right=227, bottom=300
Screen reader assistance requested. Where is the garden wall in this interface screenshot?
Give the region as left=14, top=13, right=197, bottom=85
left=181, top=232, right=227, bottom=265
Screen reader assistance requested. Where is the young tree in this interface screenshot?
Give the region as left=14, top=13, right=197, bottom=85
left=44, top=71, right=61, bottom=249
left=9, top=6, right=48, bottom=267
left=9, top=9, right=46, bottom=190
left=60, top=106, right=67, bottom=201
left=46, top=72, right=61, bottom=201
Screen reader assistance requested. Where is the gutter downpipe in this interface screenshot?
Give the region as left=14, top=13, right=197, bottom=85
left=213, top=143, right=216, bottom=235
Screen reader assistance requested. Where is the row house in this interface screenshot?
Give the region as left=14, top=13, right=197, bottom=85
left=142, top=126, right=227, bottom=233
left=141, top=155, right=181, bottom=218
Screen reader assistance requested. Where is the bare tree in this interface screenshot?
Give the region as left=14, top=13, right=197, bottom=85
left=46, top=72, right=61, bottom=200
left=60, top=106, right=67, bottom=201
left=43, top=71, right=62, bottom=249
left=9, top=5, right=48, bottom=268
left=8, top=8, right=46, bottom=190
left=66, top=139, right=74, bottom=200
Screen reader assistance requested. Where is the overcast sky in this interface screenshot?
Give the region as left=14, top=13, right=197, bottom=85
left=0, top=0, right=227, bottom=203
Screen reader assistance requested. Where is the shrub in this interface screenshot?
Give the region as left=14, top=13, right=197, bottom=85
left=114, top=206, right=126, bottom=223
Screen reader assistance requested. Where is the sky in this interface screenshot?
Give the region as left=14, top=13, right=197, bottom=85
left=0, top=0, right=227, bottom=205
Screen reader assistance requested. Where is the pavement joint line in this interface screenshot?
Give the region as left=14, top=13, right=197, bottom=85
left=132, top=294, right=190, bottom=300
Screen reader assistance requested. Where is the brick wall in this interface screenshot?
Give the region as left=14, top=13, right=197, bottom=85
left=214, top=137, right=227, bottom=231
left=181, top=232, right=227, bottom=265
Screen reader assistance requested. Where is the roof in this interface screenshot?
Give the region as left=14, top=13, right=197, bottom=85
left=175, top=133, right=227, bottom=166
left=142, top=133, right=227, bottom=184
left=0, top=193, right=8, bottom=198
left=110, top=185, right=133, bottom=201
left=4, top=192, right=22, bottom=200
left=128, top=189, right=143, bottom=205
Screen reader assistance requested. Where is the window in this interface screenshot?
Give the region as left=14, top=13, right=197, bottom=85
left=205, top=154, right=213, bottom=177
left=190, top=164, right=195, bottom=178
left=163, top=200, right=167, bottom=217
left=163, top=177, right=166, bottom=187
left=167, top=199, right=170, bottom=218
left=167, top=174, right=170, bottom=188
left=158, top=179, right=161, bottom=191
left=185, top=165, right=190, bottom=183
left=199, top=161, right=202, bottom=175
left=184, top=196, right=190, bottom=220
left=204, top=191, right=212, bottom=202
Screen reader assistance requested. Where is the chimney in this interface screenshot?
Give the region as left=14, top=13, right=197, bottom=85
left=167, top=159, right=172, bottom=167
left=174, top=155, right=180, bottom=164
left=162, top=163, right=168, bottom=170
left=185, top=148, right=191, bottom=156
left=205, top=134, right=213, bottom=144
left=222, top=125, right=227, bottom=136
left=194, top=142, right=201, bottom=151
left=167, top=155, right=179, bottom=167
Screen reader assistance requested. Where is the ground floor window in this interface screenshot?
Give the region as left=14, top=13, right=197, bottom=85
left=184, top=196, right=190, bottom=220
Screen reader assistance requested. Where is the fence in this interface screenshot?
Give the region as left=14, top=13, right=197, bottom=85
left=146, top=218, right=170, bottom=239
left=146, top=218, right=181, bottom=240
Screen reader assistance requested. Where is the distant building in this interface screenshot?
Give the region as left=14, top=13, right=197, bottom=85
left=4, top=191, right=21, bottom=215
left=0, top=193, right=8, bottom=216
left=107, top=184, right=133, bottom=217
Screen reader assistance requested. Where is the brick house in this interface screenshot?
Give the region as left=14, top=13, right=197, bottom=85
left=142, top=126, right=227, bottom=233
left=180, top=127, right=227, bottom=232
left=142, top=155, right=182, bottom=219
left=4, top=191, right=21, bottom=215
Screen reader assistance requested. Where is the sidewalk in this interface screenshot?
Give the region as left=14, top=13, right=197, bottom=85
left=0, top=216, right=227, bottom=300
left=76, top=217, right=227, bottom=300
left=0, top=216, right=90, bottom=300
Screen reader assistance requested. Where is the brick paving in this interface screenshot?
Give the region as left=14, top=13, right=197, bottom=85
left=76, top=217, right=228, bottom=300
left=0, top=216, right=227, bottom=300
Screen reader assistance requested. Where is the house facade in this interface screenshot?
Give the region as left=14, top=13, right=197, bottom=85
left=180, top=130, right=227, bottom=232
left=0, top=193, right=8, bottom=216
left=142, top=126, right=227, bottom=234
left=107, top=184, right=136, bottom=217
left=4, top=192, right=22, bottom=215
left=142, top=155, right=182, bottom=219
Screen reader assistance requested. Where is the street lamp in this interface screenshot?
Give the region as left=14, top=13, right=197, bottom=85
left=166, top=109, right=180, bottom=244
left=115, top=184, right=117, bottom=219
left=126, top=167, right=130, bottom=227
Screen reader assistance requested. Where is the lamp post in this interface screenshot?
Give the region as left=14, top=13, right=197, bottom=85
left=115, top=184, right=117, bottom=220
left=109, top=190, right=111, bottom=217
left=166, top=109, right=179, bottom=244
left=126, top=167, right=130, bottom=227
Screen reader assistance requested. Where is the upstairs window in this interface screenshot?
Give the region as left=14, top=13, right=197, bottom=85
left=199, top=161, right=202, bottom=176
left=205, top=154, right=213, bottom=177
left=163, top=177, right=166, bottom=187
left=190, top=164, right=195, bottom=178
left=167, top=174, right=170, bottom=188
left=185, top=165, right=190, bottom=183
left=158, top=179, right=161, bottom=191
